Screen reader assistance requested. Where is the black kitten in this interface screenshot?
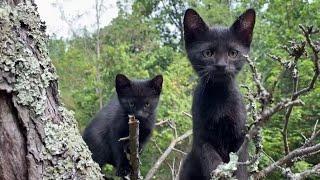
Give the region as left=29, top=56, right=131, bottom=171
left=178, top=8, right=255, bottom=180
left=83, top=74, right=163, bottom=178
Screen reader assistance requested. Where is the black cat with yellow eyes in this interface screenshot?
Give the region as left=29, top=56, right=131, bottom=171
left=178, top=8, right=255, bottom=180
left=83, top=74, right=163, bottom=178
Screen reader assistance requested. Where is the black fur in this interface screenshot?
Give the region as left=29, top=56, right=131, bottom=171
left=83, top=74, right=163, bottom=178
left=178, top=8, right=255, bottom=180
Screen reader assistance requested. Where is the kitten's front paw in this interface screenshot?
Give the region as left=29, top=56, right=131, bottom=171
left=116, top=165, right=131, bottom=177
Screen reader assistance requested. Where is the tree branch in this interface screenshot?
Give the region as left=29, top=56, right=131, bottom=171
left=293, top=25, right=320, bottom=97
left=290, top=163, right=320, bottom=180
left=258, top=99, right=304, bottom=126
left=128, top=115, right=140, bottom=180
left=155, top=119, right=171, bottom=127
left=282, top=49, right=300, bottom=155
left=253, top=141, right=320, bottom=179
left=244, top=55, right=271, bottom=107
left=144, top=130, right=192, bottom=180
left=239, top=45, right=316, bottom=179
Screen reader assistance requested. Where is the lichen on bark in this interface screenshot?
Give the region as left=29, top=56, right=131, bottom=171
left=211, top=153, right=239, bottom=180
left=0, top=1, right=103, bottom=179
left=1, top=1, right=55, bottom=113
left=43, top=107, right=103, bottom=179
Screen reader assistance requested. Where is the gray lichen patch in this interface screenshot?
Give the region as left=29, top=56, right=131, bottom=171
left=211, top=153, right=239, bottom=180
left=0, top=2, right=103, bottom=179
left=44, top=107, right=103, bottom=179
left=0, top=2, right=57, bottom=115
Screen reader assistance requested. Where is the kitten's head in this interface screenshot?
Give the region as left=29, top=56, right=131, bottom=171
left=183, top=8, right=255, bottom=82
left=115, top=74, right=163, bottom=120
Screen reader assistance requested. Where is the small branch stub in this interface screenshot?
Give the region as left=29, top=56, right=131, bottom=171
left=128, top=115, right=140, bottom=180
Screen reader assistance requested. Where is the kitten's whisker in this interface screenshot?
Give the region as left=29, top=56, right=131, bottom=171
left=199, top=71, right=208, bottom=77
left=192, top=64, right=207, bottom=68
left=198, top=69, right=209, bottom=77
left=200, top=72, right=210, bottom=80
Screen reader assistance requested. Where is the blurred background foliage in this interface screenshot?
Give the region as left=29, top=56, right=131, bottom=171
left=47, top=0, right=320, bottom=179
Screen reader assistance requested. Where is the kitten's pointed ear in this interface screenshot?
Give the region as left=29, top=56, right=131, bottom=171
left=184, top=9, right=209, bottom=45
left=231, top=8, right=256, bottom=46
left=115, top=74, right=131, bottom=94
left=150, top=75, right=163, bottom=94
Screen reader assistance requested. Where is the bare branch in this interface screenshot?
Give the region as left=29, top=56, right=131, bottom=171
left=173, top=148, right=187, bottom=155
left=268, top=54, right=288, bottom=66
left=118, top=136, right=129, bottom=142
left=282, top=59, right=299, bottom=155
left=182, top=111, right=192, bottom=118
left=239, top=25, right=320, bottom=180
left=294, top=72, right=319, bottom=97
left=152, top=139, right=176, bottom=178
left=155, top=119, right=171, bottom=127
left=253, top=143, right=320, bottom=179
left=281, top=25, right=319, bottom=156
left=302, top=128, right=320, bottom=148
left=244, top=55, right=271, bottom=107
left=145, top=130, right=192, bottom=180
left=294, top=25, right=320, bottom=97
left=312, top=120, right=319, bottom=137
left=291, top=163, right=320, bottom=180
left=299, top=25, right=320, bottom=70
left=258, top=99, right=304, bottom=126
left=128, top=115, right=140, bottom=180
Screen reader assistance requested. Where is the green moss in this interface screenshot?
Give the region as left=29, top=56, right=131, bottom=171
left=0, top=2, right=103, bottom=179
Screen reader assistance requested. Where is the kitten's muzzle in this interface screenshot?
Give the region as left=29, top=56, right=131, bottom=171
left=211, top=59, right=228, bottom=73
left=210, top=64, right=227, bottom=76
left=134, top=110, right=149, bottom=119
left=213, top=64, right=227, bottom=72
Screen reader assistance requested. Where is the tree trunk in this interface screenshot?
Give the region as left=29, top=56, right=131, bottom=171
left=0, top=1, right=103, bottom=179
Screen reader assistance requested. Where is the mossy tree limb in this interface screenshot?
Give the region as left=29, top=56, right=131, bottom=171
left=0, top=1, right=103, bottom=179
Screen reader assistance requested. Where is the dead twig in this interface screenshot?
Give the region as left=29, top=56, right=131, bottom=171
left=128, top=115, right=140, bottom=180
left=155, top=119, right=171, bottom=127
left=145, top=130, right=192, bottom=180
left=182, top=111, right=192, bottom=118
left=253, top=143, right=320, bottom=179
left=118, top=136, right=129, bottom=142
left=289, top=163, right=320, bottom=180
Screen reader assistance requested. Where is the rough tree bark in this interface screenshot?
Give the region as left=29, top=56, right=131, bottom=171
left=128, top=115, right=140, bottom=180
left=0, top=1, right=103, bottom=179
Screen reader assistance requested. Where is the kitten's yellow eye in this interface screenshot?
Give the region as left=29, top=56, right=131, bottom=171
left=145, top=102, right=150, bottom=108
left=202, top=49, right=214, bottom=58
left=228, top=49, right=239, bottom=58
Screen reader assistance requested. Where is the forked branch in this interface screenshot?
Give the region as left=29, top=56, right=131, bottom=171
left=240, top=25, right=320, bottom=179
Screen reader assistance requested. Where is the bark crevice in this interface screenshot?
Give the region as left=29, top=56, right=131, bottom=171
left=0, top=90, right=28, bottom=180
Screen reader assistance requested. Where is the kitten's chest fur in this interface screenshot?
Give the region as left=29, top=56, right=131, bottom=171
left=192, top=80, right=246, bottom=160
